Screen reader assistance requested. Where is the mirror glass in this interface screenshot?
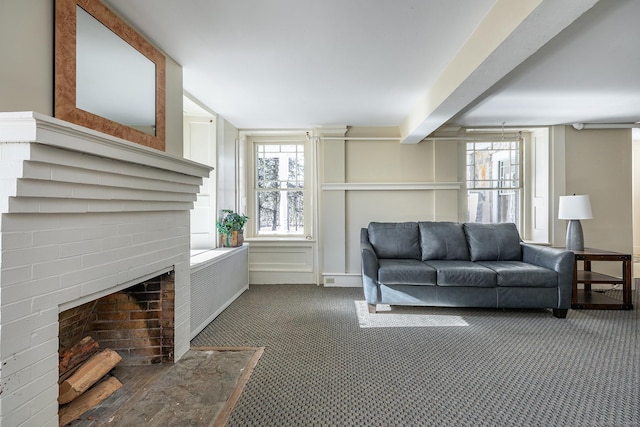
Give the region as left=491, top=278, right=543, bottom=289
left=55, top=0, right=165, bottom=151
left=76, top=6, right=156, bottom=135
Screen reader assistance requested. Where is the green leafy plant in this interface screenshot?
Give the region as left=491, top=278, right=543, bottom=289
left=216, top=209, right=249, bottom=234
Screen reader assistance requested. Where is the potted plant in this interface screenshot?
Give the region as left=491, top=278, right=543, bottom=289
left=216, top=209, right=249, bottom=247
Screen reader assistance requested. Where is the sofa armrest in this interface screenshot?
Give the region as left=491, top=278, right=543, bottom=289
left=361, top=228, right=380, bottom=304
left=522, top=243, right=573, bottom=272
left=521, top=243, right=574, bottom=308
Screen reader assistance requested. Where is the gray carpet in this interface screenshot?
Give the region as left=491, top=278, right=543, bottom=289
left=191, top=285, right=639, bottom=426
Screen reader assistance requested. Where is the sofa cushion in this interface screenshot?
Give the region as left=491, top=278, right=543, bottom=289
left=463, top=223, right=522, bottom=261
left=419, top=221, right=470, bottom=261
left=368, top=222, right=421, bottom=260
left=424, top=260, right=497, bottom=287
left=378, top=259, right=437, bottom=285
left=478, top=261, right=558, bottom=288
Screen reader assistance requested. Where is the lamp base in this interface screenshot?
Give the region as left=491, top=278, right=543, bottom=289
left=566, top=219, right=585, bottom=251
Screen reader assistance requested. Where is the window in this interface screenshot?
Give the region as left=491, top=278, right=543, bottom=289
left=466, top=140, right=522, bottom=228
left=254, top=142, right=306, bottom=236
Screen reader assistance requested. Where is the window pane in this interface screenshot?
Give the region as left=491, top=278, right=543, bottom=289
left=256, top=190, right=304, bottom=235
left=466, top=152, right=474, bottom=166
left=467, top=142, right=520, bottom=188
left=467, top=189, right=520, bottom=228
left=287, top=191, right=304, bottom=232
left=466, top=140, right=522, bottom=228
left=474, top=161, right=488, bottom=181
left=257, top=157, right=279, bottom=188
left=254, top=142, right=306, bottom=235
left=466, top=165, right=474, bottom=182
left=475, top=142, right=492, bottom=151
left=263, top=145, right=280, bottom=153
left=511, top=150, right=519, bottom=164
left=288, top=154, right=304, bottom=182
left=257, top=190, right=281, bottom=231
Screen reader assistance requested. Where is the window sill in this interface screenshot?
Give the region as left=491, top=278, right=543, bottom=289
left=244, top=236, right=315, bottom=243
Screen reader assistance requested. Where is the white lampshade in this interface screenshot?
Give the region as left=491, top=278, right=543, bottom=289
left=558, top=195, right=592, bottom=220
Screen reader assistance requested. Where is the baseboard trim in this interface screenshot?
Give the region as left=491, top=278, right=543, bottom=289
left=322, top=274, right=362, bottom=287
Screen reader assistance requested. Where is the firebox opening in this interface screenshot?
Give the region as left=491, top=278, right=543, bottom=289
left=58, top=271, right=175, bottom=367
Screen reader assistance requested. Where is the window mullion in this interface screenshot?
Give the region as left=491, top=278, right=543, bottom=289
left=466, top=138, right=522, bottom=228
left=253, top=141, right=306, bottom=236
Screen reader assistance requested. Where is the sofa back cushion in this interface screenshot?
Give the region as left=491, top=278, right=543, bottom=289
left=463, top=223, right=522, bottom=261
left=367, top=222, right=421, bottom=259
left=419, top=222, right=470, bottom=260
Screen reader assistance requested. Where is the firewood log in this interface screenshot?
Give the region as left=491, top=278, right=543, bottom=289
left=58, top=336, right=99, bottom=383
left=58, top=376, right=122, bottom=426
left=58, top=349, right=122, bottom=404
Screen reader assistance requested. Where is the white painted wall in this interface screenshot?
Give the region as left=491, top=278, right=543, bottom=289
left=320, top=127, right=460, bottom=286
left=0, top=0, right=53, bottom=115
left=633, top=131, right=640, bottom=255
left=164, top=59, right=185, bottom=156
left=184, top=115, right=217, bottom=249
left=216, top=118, right=240, bottom=216
left=558, top=126, right=633, bottom=276
left=248, top=241, right=316, bottom=284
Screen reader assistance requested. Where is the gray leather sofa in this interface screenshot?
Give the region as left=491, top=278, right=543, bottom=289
left=360, top=222, right=573, bottom=318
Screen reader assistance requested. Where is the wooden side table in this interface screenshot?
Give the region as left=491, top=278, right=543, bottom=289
left=570, top=248, right=633, bottom=310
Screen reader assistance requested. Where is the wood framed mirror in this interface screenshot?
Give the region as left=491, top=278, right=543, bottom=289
left=55, top=0, right=166, bottom=151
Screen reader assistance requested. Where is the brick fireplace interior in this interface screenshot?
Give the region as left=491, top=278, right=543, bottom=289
left=58, top=272, right=175, bottom=366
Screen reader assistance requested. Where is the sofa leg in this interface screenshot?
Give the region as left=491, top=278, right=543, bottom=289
left=553, top=309, right=568, bottom=318
left=367, top=304, right=377, bottom=314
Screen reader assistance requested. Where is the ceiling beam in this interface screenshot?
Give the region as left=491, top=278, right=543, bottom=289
left=400, top=0, right=600, bottom=144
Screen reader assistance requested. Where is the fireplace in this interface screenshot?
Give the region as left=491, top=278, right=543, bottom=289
left=59, top=272, right=175, bottom=366
left=0, top=112, right=211, bottom=426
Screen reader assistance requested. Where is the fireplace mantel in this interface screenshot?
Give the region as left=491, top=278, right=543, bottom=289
left=0, top=111, right=212, bottom=426
left=0, top=111, right=208, bottom=177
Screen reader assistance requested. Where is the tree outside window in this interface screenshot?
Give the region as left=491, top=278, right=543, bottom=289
left=255, top=144, right=305, bottom=235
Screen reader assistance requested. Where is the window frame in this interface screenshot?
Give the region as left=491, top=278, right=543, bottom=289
left=246, top=134, right=313, bottom=239
left=465, top=138, right=524, bottom=229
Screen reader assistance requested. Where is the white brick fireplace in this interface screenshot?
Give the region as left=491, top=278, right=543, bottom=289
left=0, top=112, right=211, bottom=426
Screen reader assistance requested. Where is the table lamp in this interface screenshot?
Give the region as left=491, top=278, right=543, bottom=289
left=558, top=194, right=592, bottom=251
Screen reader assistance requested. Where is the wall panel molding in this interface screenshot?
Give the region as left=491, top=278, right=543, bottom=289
left=321, top=182, right=462, bottom=191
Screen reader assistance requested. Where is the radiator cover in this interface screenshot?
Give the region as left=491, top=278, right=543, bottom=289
left=190, top=246, right=249, bottom=338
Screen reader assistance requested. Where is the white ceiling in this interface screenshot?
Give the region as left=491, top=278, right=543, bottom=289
left=453, top=0, right=640, bottom=128
left=104, top=0, right=640, bottom=137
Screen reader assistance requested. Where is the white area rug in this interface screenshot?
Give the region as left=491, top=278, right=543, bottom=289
left=354, top=301, right=469, bottom=328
